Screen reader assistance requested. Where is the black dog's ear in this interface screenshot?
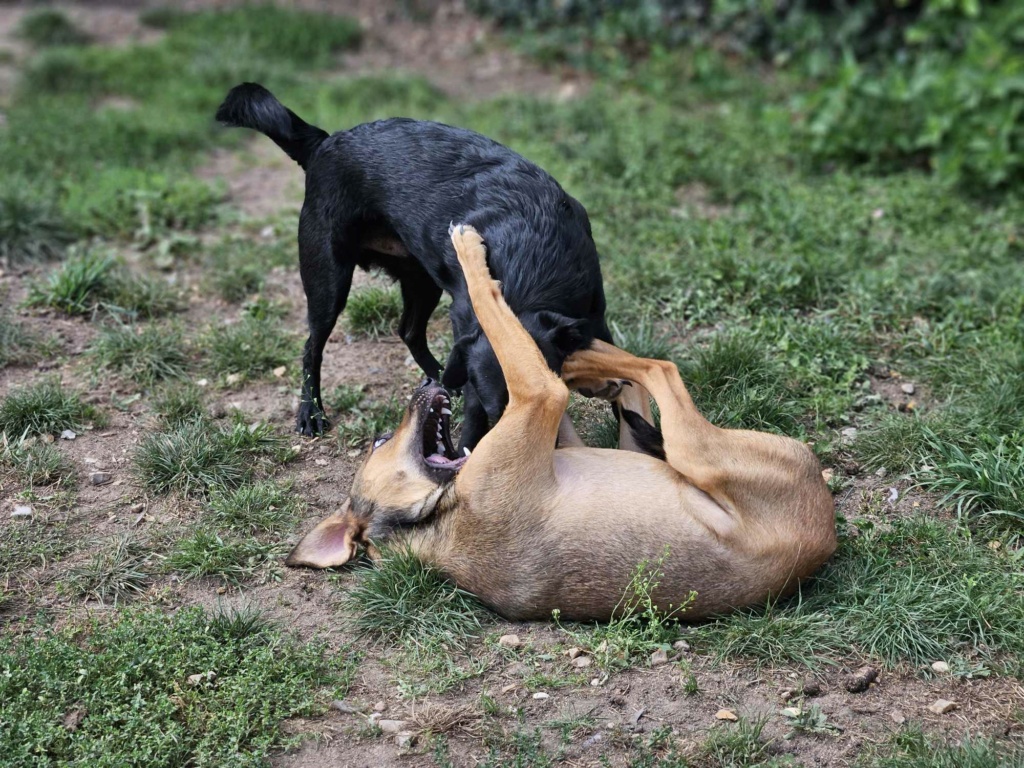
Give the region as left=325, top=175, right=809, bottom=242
left=536, top=311, right=589, bottom=360
left=441, top=333, right=477, bottom=390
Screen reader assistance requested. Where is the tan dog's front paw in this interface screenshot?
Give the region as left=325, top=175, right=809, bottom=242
left=450, top=222, right=487, bottom=269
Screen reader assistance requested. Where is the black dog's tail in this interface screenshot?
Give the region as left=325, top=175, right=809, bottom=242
left=216, top=82, right=328, bottom=171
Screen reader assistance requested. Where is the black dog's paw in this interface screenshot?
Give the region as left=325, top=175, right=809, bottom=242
left=296, top=402, right=329, bottom=437
left=577, top=379, right=630, bottom=402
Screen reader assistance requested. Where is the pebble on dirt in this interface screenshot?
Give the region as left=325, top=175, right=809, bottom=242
left=330, top=700, right=366, bottom=715
left=498, top=634, right=521, bottom=649
left=927, top=699, right=958, bottom=715
left=650, top=649, right=669, bottom=666
left=532, top=692, right=550, bottom=700
left=60, top=429, right=76, bottom=440
left=930, top=661, right=950, bottom=674
left=845, top=665, right=879, bottom=693
left=11, top=505, right=33, bottom=518
left=377, top=719, right=408, bottom=734
left=715, top=709, right=739, bottom=721
left=572, top=656, right=593, bottom=668
left=89, top=472, right=113, bottom=486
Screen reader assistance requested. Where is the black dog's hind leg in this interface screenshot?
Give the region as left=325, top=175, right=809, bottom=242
left=297, top=222, right=355, bottom=436
left=397, top=267, right=443, bottom=380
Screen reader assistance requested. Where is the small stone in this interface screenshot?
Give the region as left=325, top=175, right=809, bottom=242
left=260, top=225, right=275, bottom=239
left=840, top=427, right=858, bottom=442
left=715, top=709, right=738, bottom=721
left=330, top=700, right=365, bottom=714
left=395, top=732, right=415, bottom=749
left=650, top=649, right=669, bottom=667
left=225, top=373, right=242, bottom=385
left=780, top=688, right=794, bottom=701
left=891, top=710, right=906, bottom=724
left=532, top=692, right=549, bottom=700
left=273, top=366, right=287, bottom=378
left=901, top=383, right=915, bottom=395
left=187, top=672, right=215, bottom=686
left=373, top=700, right=387, bottom=713
left=567, top=647, right=583, bottom=660
left=11, top=505, right=33, bottom=518
left=845, top=665, right=878, bottom=693
left=875, top=467, right=888, bottom=478
left=573, top=656, right=593, bottom=668
left=928, top=699, right=957, bottom=715
left=498, top=634, right=522, bottom=649
left=89, top=472, right=113, bottom=486
left=673, top=640, right=690, bottom=652
left=63, top=707, right=86, bottom=731
left=60, top=429, right=76, bottom=440
left=129, top=503, right=145, bottom=514
left=196, top=378, right=209, bottom=387
left=931, top=661, right=950, bottom=674
left=377, top=719, right=408, bottom=734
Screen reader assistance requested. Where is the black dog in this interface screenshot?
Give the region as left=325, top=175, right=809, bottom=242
left=216, top=83, right=611, bottom=449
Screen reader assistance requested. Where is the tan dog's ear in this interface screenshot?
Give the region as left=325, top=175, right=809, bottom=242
left=285, top=499, right=363, bottom=569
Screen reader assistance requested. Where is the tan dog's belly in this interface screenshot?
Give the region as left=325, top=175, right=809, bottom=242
left=433, top=449, right=815, bottom=623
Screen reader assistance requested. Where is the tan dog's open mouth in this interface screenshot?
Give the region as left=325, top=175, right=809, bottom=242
left=420, top=387, right=468, bottom=473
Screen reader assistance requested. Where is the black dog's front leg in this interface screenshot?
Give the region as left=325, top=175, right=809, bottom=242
left=398, top=271, right=443, bottom=380
left=458, top=381, right=491, bottom=453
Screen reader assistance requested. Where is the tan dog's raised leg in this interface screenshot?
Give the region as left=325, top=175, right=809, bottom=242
left=449, top=224, right=567, bottom=497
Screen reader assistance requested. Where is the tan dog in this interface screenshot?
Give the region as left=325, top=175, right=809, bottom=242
left=286, top=224, right=837, bottom=622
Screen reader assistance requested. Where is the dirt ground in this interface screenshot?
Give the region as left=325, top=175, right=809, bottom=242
left=1, top=3, right=1022, bottom=767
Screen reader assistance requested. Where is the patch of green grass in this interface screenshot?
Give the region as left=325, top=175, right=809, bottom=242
left=66, top=534, right=151, bottom=605
left=336, top=393, right=405, bottom=448
left=327, top=382, right=368, bottom=414
left=853, top=415, right=942, bottom=474
left=206, top=314, right=298, bottom=380
left=0, top=307, right=57, bottom=368
left=150, top=383, right=206, bottom=428
left=16, top=9, right=89, bottom=47
left=205, top=238, right=293, bottom=303
left=344, top=285, right=402, bottom=338
left=699, top=716, right=792, bottom=767
left=26, top=250, right=179, bottom=318
left=0, top=436, right=74, bottom=488
left=207, top=479, right=302, bottom=535
left=611, top=317, right=678, bottom=360
left=166, top=529, right=280, bottom=585
left=133, top=418, right=292, bottom=498
left=346, top=545, right=489, bottom=652
left=0, top=518, right=73, bottom=575
left=89, top=322, right=189, bottom=386
left=862, top=726, right=1023, bottom=768
left=0, top=378, right=101, bottom=437
left=0, top=188, right=75, bottom=264
left=555, top=548, right=691, bottom=672
left=694, top=517, right=1024, bottom=668
left=0, top=605, right=345, bottom=766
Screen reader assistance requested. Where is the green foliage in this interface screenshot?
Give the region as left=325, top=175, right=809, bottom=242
left=0, top=378, right=100, bottom=438
left=207, top=480, right=302, bottom=535
left=0, top=308, right=52, bottom=368
left=0, top=188, right=75, bottom=264
left=150, top=384, right=206, bottom=428
left=345, top=285, right=403, bottom=338
left=0, top=436, right=74, bottom=488
left=89, top=322, right=189, bottom=386
left=67, top=535, right=151, bottom=605
left=556, top=548, right=692, bottom=672
left=0, top=606, right=343, bottom=766
left=346, top=545, right=489, bottom=652
left=806, top=4, right=1024, bottom=191
left=26, top=250, right=179, bottom=318
left=132, top=418, right=292, bottom=498
left=206, top=314, right=299, bottom=380
left=206, top=238, right=293, bottom=303
left=865, top=726, right=1023, bottom=768
left=16, top=9, right=89, bottom=47
left=336, top=393, right=406, bottom=449
left=166, top=529, right=280, bottom=585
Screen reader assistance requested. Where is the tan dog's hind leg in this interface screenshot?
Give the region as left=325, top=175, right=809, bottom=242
left=449, top=224, right=567, bottom=494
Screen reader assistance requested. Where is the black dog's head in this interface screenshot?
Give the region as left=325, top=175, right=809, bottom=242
left=441, top=310, right=590, bottom=425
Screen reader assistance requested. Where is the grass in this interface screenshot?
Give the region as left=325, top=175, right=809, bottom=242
left=66, top=535, right=151, bottom=605
left=693, top=516, right=1024, bottom=669
left=89, top=322, right=189, bottom=386
left=16, top=9, right=90, bottom=48
left=166, top=529, right=281, bottom=585
left=150, top=383, right=206, bottom=427
left=206, top=313, right=298, bottom=380
left=345, top=545, right=490, bottom=652
left=0, top=436, right=75, bottom=488
left=0, top=606, right=346, bottom=766
left=0, top=307, right=57, bottom=367
left=345, top=285, right=403, bottom=338
left=0, top=517, right=73, bottom=575
left=0, top=378, right=101, bottom=437
left=132, top=418, right=292, bottom=498
left=26, top=250, right=179, bottom=318
left=699, top=716, right=791, bottom=767
left=207, top=479, right=302, bottom=535
left=336, top=393, right=406, bottom=448
left=0, top=188, right=75, bottom=264
left=205, top=238, right=293, bottom=302
left=860, top=727, right=1024, bottom=767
